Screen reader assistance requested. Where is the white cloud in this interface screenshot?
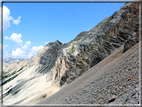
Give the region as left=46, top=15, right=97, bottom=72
left=10, top=33, right=22, bottom=43
left=4, top=33, right=22, bottom=45
left=32, top=45, right=44, bottom=52
left=3, top=44, right=9, bottom=49
left=25, top=41, right=31, bottom=46
left=11, top=48, right=25, bottom=57
left=4, top=36, right=9, bottom=40
left=28, top=45, right=44, bottom=58
left=13, top=16, right=21, bottom=25
left=3, top=6, right=21, bottom=31
left=3, top=31, right=44, bottom=59
left=3, top=6, right=13, bottom=31
left=11, top=44, right=44, bottom=59
left=44, top=42, right=49, bottom=44
left=21, top=44, right=28, bottom=50
left=4, top=32, right=44, bottom=59
left=21, top=41, right=31, bottom=50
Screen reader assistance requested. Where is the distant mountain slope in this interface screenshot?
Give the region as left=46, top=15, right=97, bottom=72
left=3, top=57, right=28, bottom=64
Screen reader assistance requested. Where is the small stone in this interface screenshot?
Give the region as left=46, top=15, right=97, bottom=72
left=128, top=77, right=132, bottom=81
left=108, top=97, right=116, bottom=103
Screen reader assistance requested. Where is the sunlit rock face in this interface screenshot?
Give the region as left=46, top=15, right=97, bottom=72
left=2, top=2, right=139, bottom=105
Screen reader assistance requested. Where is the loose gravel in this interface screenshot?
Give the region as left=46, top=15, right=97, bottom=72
left=61, top=50, right=140, bottom=105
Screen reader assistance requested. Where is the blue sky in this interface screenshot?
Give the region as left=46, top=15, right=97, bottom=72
left=3, top=2, right=125, bottom=59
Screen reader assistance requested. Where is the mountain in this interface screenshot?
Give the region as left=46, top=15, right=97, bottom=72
left=39, top=39, right=140, bottom=105
left=3, top=57, right=28, bottom=64
left=2, top=2, right=140, bottom=105
left=39, top=2, right=139, bottom=86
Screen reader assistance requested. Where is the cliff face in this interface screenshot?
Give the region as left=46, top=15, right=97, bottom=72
left=2, top=2, right=139, bottom=105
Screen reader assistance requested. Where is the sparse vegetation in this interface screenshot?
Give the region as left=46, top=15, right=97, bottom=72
left=34, top=94, right=47, bottom=102
left=17, top=67, right=23, bottom=72
left=5, top=85, right=12, bottom=91
left=71, top=44, right=75, bottom=53
left=3, top=69, right=14, bottom=76
left=74, top=39, right=80, bottom=41
left=2, top=74, right=19, bottom=86
left=1, top=67, right=24, bottom=86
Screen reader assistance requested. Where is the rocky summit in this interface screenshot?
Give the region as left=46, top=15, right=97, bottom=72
left=1, top=2, right=140, bottom=105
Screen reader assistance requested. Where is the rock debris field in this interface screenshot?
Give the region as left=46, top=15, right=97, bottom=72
left=61, top=50, right=140, bottom=105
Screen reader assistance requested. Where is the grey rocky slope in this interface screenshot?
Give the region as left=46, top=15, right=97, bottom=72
left=60, top=43, right=140, bottom=105
left=39, top=40, right=140, bottom=105
left=2, top=2, right=140, bottom=105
